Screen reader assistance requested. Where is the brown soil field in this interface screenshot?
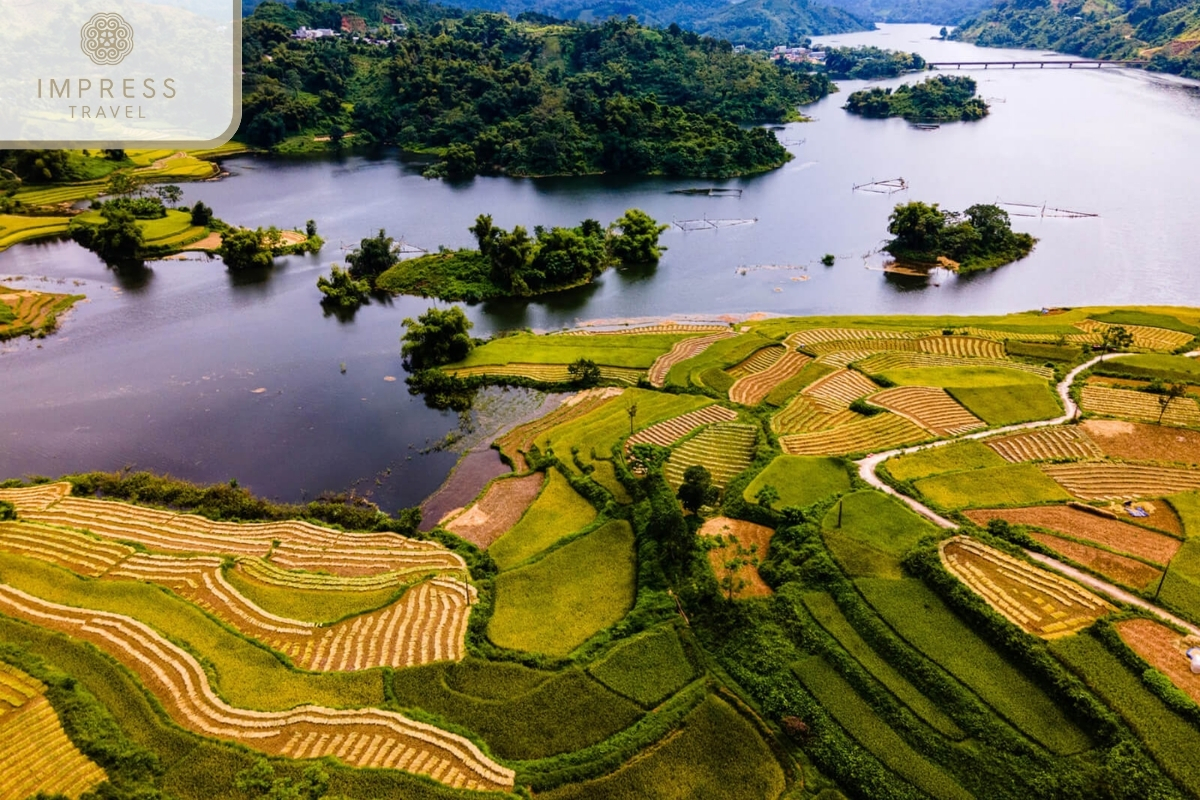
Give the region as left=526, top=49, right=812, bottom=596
left=182, top=231, right=223, bottom=251
left=1083, top=419, right=1200, bottom=465
left=964, top=506, right=1181, bottom=564
left=1115, top=618, right=1200, bottom=704
left=1029, top=531, right=1162, bottom=590
left=699, top=517, right=774, bottom=597
left=443, top=473, right=544, bottom=547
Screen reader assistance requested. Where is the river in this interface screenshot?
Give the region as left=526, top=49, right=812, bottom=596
left=2, top=24, right=1198, bottom=510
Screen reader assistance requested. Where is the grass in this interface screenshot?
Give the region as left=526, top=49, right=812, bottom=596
left=857, top=577, right=1092, bottom=755
left=877, top=366, right=1049, bottom=388
left=222, top=567, right=401, bottom=624
left=799, top=591, right=963, bottom=739
left=542, top=695, right=786, bottom=800
left=822, top=491, right=940, bottom=579
left=1091, top=310, right=1200, bottom=336
left=452, top=333, right=689, bottom=369
left=886, top=441, right=1007, bottom=481
left=744, top=456, right=851, bottom=509
left=947, top=384, right=1062, bottom=426
left=665, top=332, right=777, bottom=388
left=793, top=656, right=972, bottom=800
left=1051, top=633, right=1200, bottom=795
left=0, top=552, right=384, bottom=711
left=1095, top=354, right=1200, bottom=383
left=588, top=626, right=695, bottom=708
left=391, top=658, right=643, bottom=759
left=913, top=464, right=1071, bottom=510
left=489, top=469, right=598, bottom=570
left=0, top=214, right=71, bottom=251
left=489, top=520, right=636, bottom=657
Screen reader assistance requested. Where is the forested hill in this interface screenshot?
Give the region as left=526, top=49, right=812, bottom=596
left=817, top=0, right=990, bottom=25
left=952, top=0, right=1200, bottom=77
left=242, top=3, right=835, bottom=177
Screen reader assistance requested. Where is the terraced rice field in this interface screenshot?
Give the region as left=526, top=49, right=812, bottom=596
left=625, top=405, right=738, bottom=450
left=771, top=395, right=861, bottom=434
left=857, top=351, right=1055, bottom=380
left=1041, top=463, right=1200, bottom=500
left=0, top=481, right=72, bottom=510
left=790, top=327, right=921, bottom=345
left=236, top=557, right=413, bottom=592
left=1114, top=618, right=1200, bottom=704
left=12, top=185, right=102, bottom=206
left=448, top=363, right=644, bottom=385
left=940, top=537, right=1112, bottom=637
left=1075, top=319, right=1196, bottom=350
left=442, top=473, right=545, bottom=548
left=557, top=324, right=728, bottom=336
left=962, top=326, right=1100, bottom=344
left=663, top=423, right=758, bottom=487
left=779, top=413, right=927, bottom=456
left=0, top=521, right=134, bottom=577
left=0, top=215, right=71, bottom=251
left=0, top=663, right=107, bottom=800
left=963, top=506, right=1181, bottom=564
left=0, top=287, right=82, bottom=339
left=0, top=585, right=514, bottom=792
left=725, top=345, right=785, bottom=380
left=814, top=349, right=874, bottom=368
left=495, top=388, right=623, bottom=471
left=806, top=338, right=921, bottom=355
left=1028, top=532, right=1162, bottom=590
left=729, top=351, right=812, bottom=405
left=801, top=369, right=879, bottom=412
left=647, top=331, right=736, bottom=387
left=868, top=386, right=985, bottom=436
left=986, top=426, right=1102, bottom=463
left=1081, top=385, right=1200, bottom=427
left=918, top=336, right=1006, bottom=358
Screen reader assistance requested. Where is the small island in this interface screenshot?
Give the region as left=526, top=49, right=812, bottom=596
left=884, top=201, right=1035, bottom=273
left=0, top=285, right=83, bottom=341
left=823, top=46, right=926, bottom=80
left=844, top=75, right=989, bottom=122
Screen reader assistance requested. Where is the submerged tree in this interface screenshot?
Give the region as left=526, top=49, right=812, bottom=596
left=347, top=230, right=399, bottom=284
left=400, top=306, right=474, bottom=370
left=218, top=228, right=274, bottom=271
left=71, top=207, right=145, bottom=269
left=317, top=264, right=371, bottom=309
left=609, top=209, right=670, bottom=264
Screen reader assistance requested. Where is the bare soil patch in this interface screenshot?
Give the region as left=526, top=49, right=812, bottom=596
left=182, top=232, right=223, bottom=251
left=1029, top=531, right=1162, bottom=590
left=964, top=505, right=1181, bottom=564
left=1083, top=419, right=1200, bottom=465
left=699, top=517, right=774, bottom=597
left=1115, top=618, right=1200, bottom=704
left=420, top=449, right=511, bottom=533
left=444, top=473, right=544, bottom=548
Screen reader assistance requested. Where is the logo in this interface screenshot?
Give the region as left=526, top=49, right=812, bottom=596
left=80, top=13, right=134, bottom=66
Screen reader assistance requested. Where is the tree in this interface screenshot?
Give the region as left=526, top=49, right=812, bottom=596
left=0, top=500, right=15, bottom=521
left=103, top=148, right=126, bottom=160
left=470, top=215, right=500, bottom=257
left=626, top=401, right=638, bottom=436
left=755, top=484, right=781, bottom=509
left=317, top=264, right=371, bottom=309
left=609, top=209, right=669, bottom=263
left=155, top=184, right=183, bottom=206
left=821, top=253, right=835, bottom=266
left=1101, top=325, right=1134, bottom=353
left=940, top=26, right=948, bottom=38
left=346, top=230, right=399, bottom=283
left=401, top=306, right=474, bottom=370
left=306, top=219, right=318, bottom=238
left=219, top=228, right=274, bottom=271
left=235, top=757, right=347, bottom=800
left=568, top=358, right=601, bottom=386
left=677, top=464, right=719, bottom=514
left=106, top=171, right=142, bottom=198
left=887, top=201, right=945, bottom=254
left=1158, top=383, right=1189, bottom=424
left=71, top=207, right=145, bottom=269
left=628, top=442, right=670, bottom=474
left=718, top=535, right=759, bottom=601
left=963, top=204, right=1015, bottom=250
left=190, top=201, right=214, bottom=227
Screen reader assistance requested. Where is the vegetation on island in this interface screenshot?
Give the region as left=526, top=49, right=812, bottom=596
left=885, top=201, right=1036, bottom=273
left=845, top=74, right=989, bottom=122
left=372, top=208, right=668, bottom=302
left=0, top=285, right=84, bottom=341
left=242, top=3, right=832, bottom=177
left=823, top=45, right=926, bottom=79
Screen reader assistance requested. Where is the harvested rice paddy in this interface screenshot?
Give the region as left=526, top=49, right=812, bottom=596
left=442, top=472, right=545, bottom=547
left=1082, top=419, right=1200, bottom=464
left=986, top=426, right=1103, bottom=463
left=1041, top=462, right=1200, bottom=500
left=1114, top=618, right=1200, bottom=703
left=964, top=505, right=1180, bottom=562
left=868, top=386, right=985, bottom=436
left=663, top=422, right=758, bottom=488
left=488, top=469, right=598, bottom=569
left=1028, top=531, right=1162, bottom=590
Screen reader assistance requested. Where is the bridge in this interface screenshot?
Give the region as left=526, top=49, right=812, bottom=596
left=925, top=59, right=1148, bottom=70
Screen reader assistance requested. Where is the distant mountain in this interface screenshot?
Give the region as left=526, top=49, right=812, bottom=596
left=817, top=0, right=990, bottom=24
left=952, top=0, right=1200, bottom=76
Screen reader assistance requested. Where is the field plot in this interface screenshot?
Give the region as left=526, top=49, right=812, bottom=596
left=488, top=469, right=598, bottom=570
left=780, top=413, right=928, bottom=456
left=495, top=387, right=623, bottom=471
left=822, top=491, right=938, bottom=579
left=857, top=351, right=1055, bottom=381
left=0, top=585, right=514, bottom=791
left=0, top=286, right=82, bottom=340
left=699, top=517, right=775, bottom=597
left=801, top=369, right=879, bottom=411
left=0, top=520, right=134, bottom=577
left=985, top=426, right=1102, bottom=463
left=807, top=338, right=920, bottom=356
left=1081, top=385, right=1200, bottom=427
left=940, top=537, right=1112, bottom=637
left=771, top=395, right=859, bottom=434
left=725, top=345, right=785, bottom=379
left=729, top=350, right=811, bottom=406
left=489, top=520, right=636, bottom=656
left=918, top=336, right=1006, bottom=358
left=588, top=626, right=695, bottom=708
left=647, top=331, right=735, bottom=387
left=0, top=214, right=70, bottom=251
left=948, top=384, right=1063, bottom=427
left=790, top=327, right=920, bottom=346
left=1075, top=318, right=1195, bottom=350
left=0, top=663, right=107, bottom=800
left=625, top=405, right=738, bottom=451
left=1029, top=532, right=1162, bottom=590
left=963, top=506, right=1181, bottom=564
left=814, top=349, right=874, bottom=367
left=868, top=386, right=985, bottom=436
left=1041, top=462, right=1200, bottom=500
left=961, top=325, right=1099, bottom=344
left=916, top=464, right=1071, bottom=509
left=558, top=324, right=729, bottom=336
left=744, top=456, right=850, bottom=509
left=235, top=557, right=412, bottom=592
left=793, top=657, right=973, bottom=800
left=663, top=423, right=757, bottom=487
left=442, top=473, right=544, bottom=548
left=885, top=441, right=1006, bottom=481
left=0, top=481, right=72, bottom=510
left=448, top=363, right=644, bottom=385
left=1082, top=419, right=1200, bottom=464
left=1114, top=618, right=1200, bottom=703
left=453, top=331, right=684, bottom=370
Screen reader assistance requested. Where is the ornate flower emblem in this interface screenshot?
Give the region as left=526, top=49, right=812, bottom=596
left=80, top=12, right=134, bottom=66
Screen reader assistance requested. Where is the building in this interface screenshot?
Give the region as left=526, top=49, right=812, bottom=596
left=294, top=26, right=336, bottom=40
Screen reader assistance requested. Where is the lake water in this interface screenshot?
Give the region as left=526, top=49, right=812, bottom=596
left=3, top=24, right=1199, bottom=510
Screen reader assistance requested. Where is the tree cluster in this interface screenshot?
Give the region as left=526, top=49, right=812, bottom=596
left=885, top=200, right=1036, bottom=273
left=822, top=46, right=925, bottom=79
left=844, top=74, right=988, bottom=121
